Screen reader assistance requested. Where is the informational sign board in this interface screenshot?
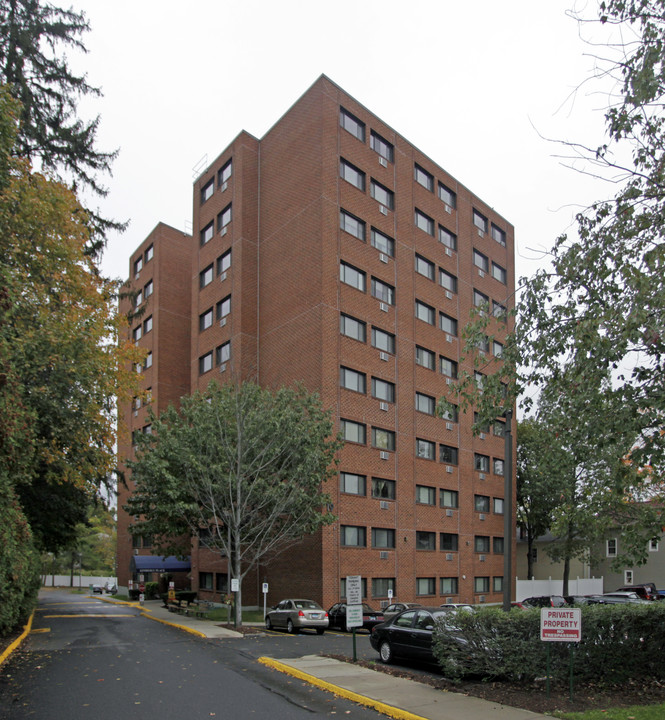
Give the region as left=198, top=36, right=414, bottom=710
left=388, top=588, right=393, bottom=600
left=231, top=578, right=239, bottom=592
left=540, top=607, right=582, bottom=642
left=346, top=604, right=363, bottom=630
left=262, top=583, right=269, bottom=594
left=346, top=575, right=362, bottom=605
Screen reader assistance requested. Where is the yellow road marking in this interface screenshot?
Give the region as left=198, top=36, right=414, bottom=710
left=42, top=614, right=135, bottom=618
left=30, top=628, right=51, bottom=634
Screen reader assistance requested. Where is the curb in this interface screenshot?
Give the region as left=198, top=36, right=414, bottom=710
left=0, top=610, right=35, bottom=668
left=258, top=657, right=429, bottom=720
left=139, top=611, right=207, bottom=638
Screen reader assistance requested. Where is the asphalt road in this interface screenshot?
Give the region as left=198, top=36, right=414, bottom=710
left=0, top=590, right=387, bottom=719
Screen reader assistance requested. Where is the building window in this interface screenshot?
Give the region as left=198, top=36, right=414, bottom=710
left=649, top=539, right=660, bottom=552
left=372, top=578, right=395, bottom=598
left=493, top=497, right=504, bottom=515
left=200, top=221, right=214, bottom=246
left=493, top=458, right=505, bottom=476
left=493, top=576, right=504, bottom=592
left=439, top=226, right=457, bottom=251
left=144, top=352, right=153, bottom=369
left=216, top=295, right=231, bottom=320
left=441, top=577, right=459, bottom=595
left=340, top=261, right=366, bottom=291
left=416, top=531, right=436, bottom=551
left=440, top=404, right=458, bottom=423
left=341, top=419, right=366, bottom=445
left=340, top=209, right=366, bottom=241
left=416, top=345, right=435, bottom=370
left=416, top=438, right=435, bottom=460
left=372, top=527, right=396, bottom=549
left=475, top=577, right=490, bottom=594
left=372, top=326, right=395, bottom=354
left=440, top=533, right=459, bottom=552
left=491, top=223, right=506, bottom=246
left=144, top=280, right=153, bottom=299
left=441, top=489, right=459, bottom=508
left=494, top=419, right=506, bottom=437
left=415, top=392, right=436, bottom=415
left=606, top=538, right=617, bottom=557
left=371, top=277, right=395, bottom=304
left=492, top=262, right=507, bottom=284
left=416, top=300, right=435, bottom=325
left=415, top=254, right=435, bottom=280
left=201, top=178, right=214, bottom=204
left=134, top=290, right=143, bottom=308
left=216, top=341, right=230, bottom=365
left=218, top=159, right=232, bottom=186
left=475, top=536, right=490, bottom=553
left=199, top=351, right=213, bottom=375
left=440, top=356, right=458, bottom=379
left=371, top=228, right=394, bottom=256
left=493, top=340, right=504, bottom=358
left=341, top=526, right=366, bottom=547
left=473, top=289, right=489, bottom=309
left=372, top=477, right=396, bottom=500
left=371, top=179, right=394, bottom=209
left=474, top=413, right=490, bottom=433
left=372, top=427, right=395, bottom=451
left=475, top=454, right=490, bottom=472
left=134, top=256, right=143, bottom=276
left=370, top=130, right=394, bottom=162
left=340, top=158, right=365, bottom=190
left=341, top=314, right=366, bottom=342
left=440, top=313, right=457, bottom=336
left=199, top=307, right=213, bottom=331
left=200, top=264, right=214, bottom=288
left=216, top=574, right=228, bottom=593
left=440, top=444, right=458, bottom=465
left=145, top=244, right=154, bottom=262
left=217, top=249, right=231, bottom=276
left=372, top=377, right=395, bottom=402
left=473, top=249, right=489, bottom=273
left=199, top=571, right=213, bottom=590
left=416, top=577, right=436, bottom=596
left=340, top=366, right=366, bottom=394
left=493, top=537, right=504, bottom=554
left=414, top=164, right=434, bottom=191
left=624, top=570, right=633, bottom=584
left=133, top=325, right=142, bottom=342
left=416, top=485, right=436, bottom=505
left=474, top=371, right=485, bottom=392
left=340, top=107, right=365, bottom=141
left=438, top=182, right=456, bottom=209
left=217, top=203, right=232, bottom=232
left=439, top=269, right=457, bottom=293
left=415, top=209, right=434, bottom=235
left=473, top=209, right=488, bottom=233
left=492, top=301, right=507, bottom=321
left=341, top=472, right=366, bottom=496
left=143, top=316, right=153, bottom=334
left=475, top=495, right=490, bottom=513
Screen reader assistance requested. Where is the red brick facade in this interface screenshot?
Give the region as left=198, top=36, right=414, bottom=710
left=117, top=76, right=515, bottom=610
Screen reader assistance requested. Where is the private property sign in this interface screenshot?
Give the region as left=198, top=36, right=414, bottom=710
left=540, top=608, right=582, bottom=642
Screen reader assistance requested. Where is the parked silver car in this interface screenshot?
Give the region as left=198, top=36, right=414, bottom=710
left=265, top=598, right=329, bottom=634
left=382, top=602, right=422, bottom=621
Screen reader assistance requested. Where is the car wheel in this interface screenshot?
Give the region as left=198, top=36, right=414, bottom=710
left=316, top=628, right=325, bottom=635
left=379, top=641, right=393, bottom=664
left=287, top=619, right=296, bottom=634
left=265, top=616, right=272, bottom=630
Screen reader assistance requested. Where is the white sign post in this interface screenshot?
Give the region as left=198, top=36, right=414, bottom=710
left=540, top=607, right=582, bottom=701
left=262, top=582, right=269, bottom=619
left=346, top=575, right=363, bottom=661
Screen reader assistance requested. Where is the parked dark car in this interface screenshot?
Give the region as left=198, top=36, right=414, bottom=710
left=265, top=598, right=329, bottom=634
left=522, top=595, right=566, bottom=608
left=91, top=585, right=103, bottom=594
left=382, top=602, right=422, bottom=621
left=615, top=584, right=658, bottom=601
left=327, top=602, right=384, bottom=631
left=599, top=592, right=651, bottom=605
left=369, top=606, right=457, bottom=664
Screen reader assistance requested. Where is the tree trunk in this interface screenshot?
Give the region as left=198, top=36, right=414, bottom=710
left=526, top=533, right=534, bottom=580
left=562, top=556, right=570, bottom=597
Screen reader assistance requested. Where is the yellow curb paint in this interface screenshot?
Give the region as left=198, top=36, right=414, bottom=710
left=140, top=612, right=206, bottom=638
left=30, top=628, right=50, bottom=634
left=42, top=614, right=135, bottom=618
left=0, top=610, right=35, bottom=667
left=258, top=657, right=429, bottom=720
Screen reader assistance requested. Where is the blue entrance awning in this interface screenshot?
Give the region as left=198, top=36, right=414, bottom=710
left=130, top=555, right=190, bottom=573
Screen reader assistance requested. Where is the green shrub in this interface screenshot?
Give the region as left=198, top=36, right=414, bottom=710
left=432, top=603, right=665, bottom=685
left=144, top=581, right=159, bottom=599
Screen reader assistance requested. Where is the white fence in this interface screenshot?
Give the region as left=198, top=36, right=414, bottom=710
left=515, top=576, right=603, bottom=601
left=42, top=575, right=117, bottom=589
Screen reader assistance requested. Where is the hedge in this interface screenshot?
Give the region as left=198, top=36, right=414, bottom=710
left=432, top=603, right=665, bottom=685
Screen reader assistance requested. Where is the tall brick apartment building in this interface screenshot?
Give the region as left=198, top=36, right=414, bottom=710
left=117, top=75, right=515, bottom=610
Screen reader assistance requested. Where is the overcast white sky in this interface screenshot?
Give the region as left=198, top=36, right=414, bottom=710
left=69, top=0, right=620, bottom=284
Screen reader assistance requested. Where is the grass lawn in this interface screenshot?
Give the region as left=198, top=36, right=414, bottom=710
left=555, top=705, right=665, bottom=720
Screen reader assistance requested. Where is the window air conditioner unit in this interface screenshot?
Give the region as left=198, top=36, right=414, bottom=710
left=479, top=595, right=486, bottom=603
left=479, top=554, right=486, bottom=562
left=380, top=451, right=389, bottom=460
left=445, top=247, right=452, bottom=256
left=380, top=551, right=389, bottom=559
left=133, top=410, right=138, bottom=417
left=478, top=269, right=485, bottom=277
left=445, top=204, right=452, bottom=214
left=445, top=291, right=453, bottom=300
left=221, top=226, right=228, bottom=236
left=479, top=432, right=486, bottom=440
left=379, top=253, right=388, bottom=263
left=219, top=364, right=227, bottom=373
left=478, top=229, right=484, bottom=237
left=446, top=466, right=453, bottom=474
left=135, top=271, right=140, bottom=279
left=379, top=401, right=388, bottom=411
left=379, top=156, right=388, bottom=167
left=379, top=351, right=389, bottom=361
left=446, top=334, right=453, bottom=343
left=479, top=473, right=486, bottom=480
left=446, top=553, right=453, bottom=561
left=446, top=509, right=454, bottom=517
left=380, top=501, right=389, bottom=510
left=219, top=272, right=227, bottom=282
left=221, top=181, right=228, bottom=192
left=379, top=302, right=388, bottom=312
left=446, top=422, right=453, bottom=431
left=446, top=378, right=452, bottom=385
left=219, top=317, right=227, bottom=327
left=379, top=205, right=388, bottom=215
left=479, top=513, right=485, bottom=520
left=134, top=549, right=139, bottom=556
